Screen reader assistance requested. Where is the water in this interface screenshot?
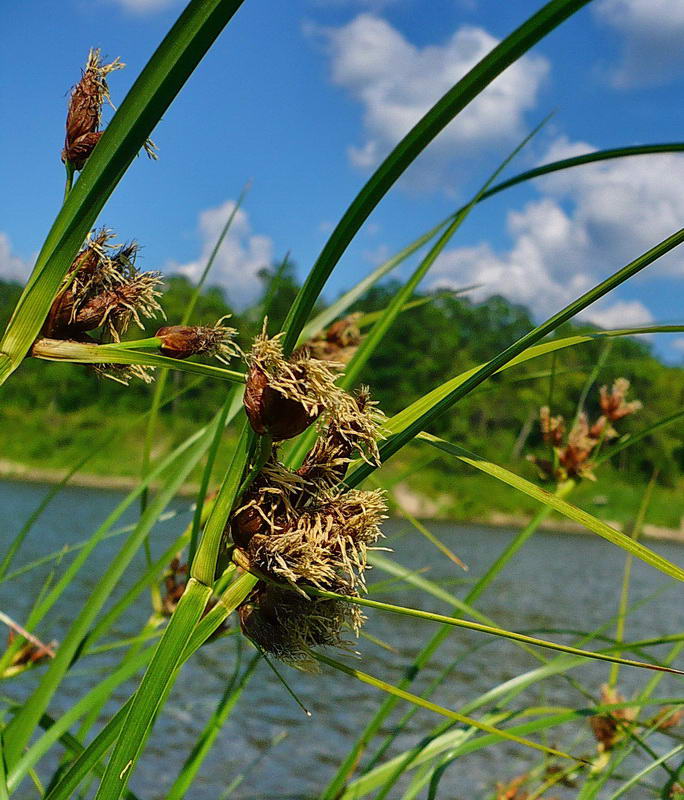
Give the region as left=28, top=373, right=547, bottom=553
left=2, top=480, right=683, bottom=799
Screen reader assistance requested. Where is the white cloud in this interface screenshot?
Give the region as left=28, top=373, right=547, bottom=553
left=0, top=233, right=30, bottom=283
left=110, top=0, right=178, bottom=14
left=429, top=137, right=684, bottom=318
left=317, top=14, right=548, bottom=184
left=171, top=201, right=274, bottom=308
left=579, top=300, right=653, bottom=329
left=311, top=0, right=397, bottom=7
left=594, top=0, right=684, bottom=87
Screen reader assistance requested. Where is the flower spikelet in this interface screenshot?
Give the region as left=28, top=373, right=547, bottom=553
left=298, top=386, right=384, bottom=488
left=230, top=454, right=310, bottom=548
left=238, top=584, right=363, bottom=670
left=62, top=49, right=124, bottom=170
left=246, top=487, right=387, bottom=590
left=590, top=684, right=636, bottom=752
left=46, top=231, right=163, bottom=342
left=299, top=314, right=363, bottom=364
left=539, top=406, right=565, bottom=446
left=156, top=316, right=240, bottom=363
left=244, top=325, right=343, bottom=440
left=599, top=378, right=642, bottom=421
left=557, top=413, right=598, bottom=481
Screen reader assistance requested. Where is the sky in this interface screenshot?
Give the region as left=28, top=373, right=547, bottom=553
left=2, top=0, right=684, bottom=361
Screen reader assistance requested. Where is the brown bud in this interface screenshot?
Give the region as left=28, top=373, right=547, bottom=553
left=230, top=501, right=268, bottom=549
left=63, top=131, right=103, bottom=171
left=156, top=326, right=206, bottom=359
left=62, top=50, right=123, bottom=170
left=244, top=365, right=319, bottom=440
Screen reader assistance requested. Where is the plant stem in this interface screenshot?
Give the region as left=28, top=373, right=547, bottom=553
left=63, top=163, right=75, bottom=202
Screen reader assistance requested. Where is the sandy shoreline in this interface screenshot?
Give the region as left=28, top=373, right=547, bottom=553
left=2, top=459, right=683, bottom=543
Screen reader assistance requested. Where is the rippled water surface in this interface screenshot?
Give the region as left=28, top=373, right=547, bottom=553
left=2, top=480, right=683, bottom=799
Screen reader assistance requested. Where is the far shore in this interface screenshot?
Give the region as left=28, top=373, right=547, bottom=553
left=2, top=458, right=683, bottom=544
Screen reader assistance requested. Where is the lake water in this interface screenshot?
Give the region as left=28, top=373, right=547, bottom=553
left=2, top=479, right=683, bottom=799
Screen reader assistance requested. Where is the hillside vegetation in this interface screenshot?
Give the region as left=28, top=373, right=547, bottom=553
left=2, top=267, right=683, bottom=528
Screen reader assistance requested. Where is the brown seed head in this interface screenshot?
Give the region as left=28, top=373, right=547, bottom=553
left=539, top=406, right=565, bottom=447
left=299, top=314, right=363, bottom=364
left=62, top=49, right=124, bottom=170
left=45, top=232, right=163, bottom=343
left=243, top=326, right=343, bottom=440
left=599, top=378, right=642, bottom=421
left=298, top=386, right=384, bottom=487
left=245, top=487, right=387, bottom=590
left=156, top=317, right=240, bottom=363
left=590, top=684, right=636, bottom=752
left=238, top=583, right=362, bottom=669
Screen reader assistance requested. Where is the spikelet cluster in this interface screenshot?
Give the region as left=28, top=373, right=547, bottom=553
left=297, top=314, right=362, bottom=365
left=529, top=379, right=641, bottom=482
left=62, top=49, right=155, bottom=171
left=234, top=329, right=387, bottom=667
left=156, top=317, right=241, bottom=364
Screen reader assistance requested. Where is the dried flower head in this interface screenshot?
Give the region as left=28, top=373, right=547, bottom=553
left=7, top=630, right=57, bottom=669
left=45, top=230, right=163, bottom=343
left=648, top=705, right=684, bottom=731
left=234, top=328, right=387, bottom=663
left=62, top=49, right=124, bottom=170
left=590, top=684, right=636, bottom=752
left=531, top=378, right=642, bottom=485
left=298, top=386, right=384, bottom=488
left=62, top=49, right=156, bottom=170
left=557, top=412, right=598, bottom=481
left=495, top=774, right=530, bottom=800
left=599, top=378, right=642, bottom=421
left=539, top=406, right=565, bottom=447
left=161, top=557, right=187, bottom=616
left=245, top=487, right=387, bottom=590
left=244, top=326, right=344, bottom=440
left=299, top=314, right=363, bottom=364
left=230, top=455, right=310, bottom=549
left=238, top=583, right=362, bottom=670
left=156, top=317, right=240, bottom=363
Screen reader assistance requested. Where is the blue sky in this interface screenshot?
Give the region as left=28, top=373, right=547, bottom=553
left=2, top=0, right=684, bottom=361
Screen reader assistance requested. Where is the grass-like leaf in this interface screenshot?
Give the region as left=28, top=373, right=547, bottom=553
left=307, top=585, right=683, bottom=675
left=2, top=416, right=217, bottom=767
left=298, top=143, right=684, bottom=350
left=418, top=432, right=684, bottom=584
left=165, top=649, right=260, bottom=800
left=93, top=426, right=256, bottom=799
left=346, top=228, right=684, bottom=484
left=7, top=648, right=153, bottom=793
left=314, top=653, right=582, bottom=764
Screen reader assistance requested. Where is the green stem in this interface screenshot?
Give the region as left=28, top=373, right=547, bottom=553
left=608, top=469, right=658, bottom=688
left=63, top=164, right=75, bottom=202
left=322, top=481, right=574, bottom=799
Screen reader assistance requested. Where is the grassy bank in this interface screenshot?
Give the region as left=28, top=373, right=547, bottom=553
left=3, top=405, right=682, bottom=532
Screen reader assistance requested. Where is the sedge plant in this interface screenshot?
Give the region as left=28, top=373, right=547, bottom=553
left=2, top=1, right=684, bottom=798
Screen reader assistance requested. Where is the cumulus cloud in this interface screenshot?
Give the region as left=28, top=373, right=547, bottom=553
left=110, top=0, right=178, bottom=14
left=428, top=137, right=684, bottom=319
left=0, top=233, right=31, bottom=283
left=579, top=300, right=654, bottom=329
left=171, top=201, right=274, bottom=308
left=594, top=0, right=684, bottom=87
left=311, top=0, right=397, bottom=7
left=317, top=14, right=548, bottom=184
